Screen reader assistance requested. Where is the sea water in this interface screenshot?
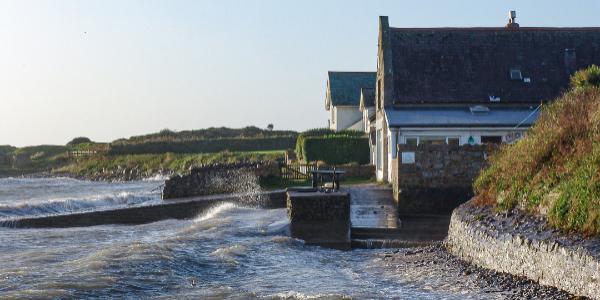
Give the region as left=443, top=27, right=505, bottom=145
left=0, top=177, right=497, bottom=299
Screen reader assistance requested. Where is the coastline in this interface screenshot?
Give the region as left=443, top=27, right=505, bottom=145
left=447, top=200, right=600, bottom=299
left=381, top=243, right=574, bottom=299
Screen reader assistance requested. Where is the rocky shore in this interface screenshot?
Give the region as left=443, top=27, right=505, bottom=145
left=380, top=243, right=577, bottom=299
left=446, top=201, right=600, bottom=299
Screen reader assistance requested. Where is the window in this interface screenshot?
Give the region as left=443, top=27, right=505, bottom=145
left=376, top=130, right=383, bottom=170
left=377, top=80, right=382, bottom=109
left=481, top=136, right=502, bottom=144
left=419, top=136, right=446, bottom=146
left=510, top=69, right=522, bottom=81
left=447, top=138, right=460, bottom=146
left=405, top=138, right=418, bottom=146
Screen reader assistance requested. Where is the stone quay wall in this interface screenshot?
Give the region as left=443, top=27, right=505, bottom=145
left=392, top=144, right=496, bottom=214
left=446, top=202, right=600, bottom=299
left=287, top=191, right=350, bottom=250
left=162, top=162, right=280, bottom=199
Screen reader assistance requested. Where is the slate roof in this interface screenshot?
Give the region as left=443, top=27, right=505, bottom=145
left=326, top=72, right=376, bottom=108
left=385, top=106, right=540, bottom=128
left=387, top=27, right=600, bottom=104
left=359, top=88, right=375, bottom=110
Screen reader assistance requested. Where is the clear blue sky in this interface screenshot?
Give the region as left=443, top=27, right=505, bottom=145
left=1, top=0, right=599, bottom=146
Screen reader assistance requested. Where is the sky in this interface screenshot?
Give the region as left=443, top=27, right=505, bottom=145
left=1, top=0, right=599, bottom=146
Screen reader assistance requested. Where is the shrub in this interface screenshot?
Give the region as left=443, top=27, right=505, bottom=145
left=295, top=128, right=365, bottom=161
left=301, top=136, right=369, bottom=165
left=571, top=64, right=600, bottom=89
left=67, top=137, right=92, bottom=146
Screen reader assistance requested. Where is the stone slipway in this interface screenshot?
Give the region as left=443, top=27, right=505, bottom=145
left=446, top=200, right=600, bottom=299
left=1, top=190, right=286, bottom=228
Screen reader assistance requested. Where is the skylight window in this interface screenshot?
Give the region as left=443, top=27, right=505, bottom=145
left=470, top=105, right=490, bottom=114
left=510, top=69, right=523, bottom=80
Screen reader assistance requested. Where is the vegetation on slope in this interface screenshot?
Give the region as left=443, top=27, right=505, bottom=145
left=108, top=126, right=298, bottom=155
left=57, top=150, right=285, bottom=178
left=113, top=126, right=297, bottom=144
left=475, top=66, right=600, bottom=235
left=0, top=126, right=292, bottom=178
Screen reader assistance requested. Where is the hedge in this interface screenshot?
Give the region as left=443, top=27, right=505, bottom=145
left=301, top=136, right=370, bottom=165
left=108, top=136, right=297, bottom=155
left=295, top=128, right=365, bottom=161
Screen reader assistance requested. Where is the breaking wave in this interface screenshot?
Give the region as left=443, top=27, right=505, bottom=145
left=0, top=192, right=159, bottom=219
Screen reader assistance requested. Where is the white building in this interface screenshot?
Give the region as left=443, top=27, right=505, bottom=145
left=373, top=14, right=600, bottom=182
left=359, top=88, right=377, bottom=164
left=325, top=71, right=376, bottom=131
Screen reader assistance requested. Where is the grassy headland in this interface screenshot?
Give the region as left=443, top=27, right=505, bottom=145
left=0, top=126, right=292, bottom=180
left=475, top=66, right=600, bottom=235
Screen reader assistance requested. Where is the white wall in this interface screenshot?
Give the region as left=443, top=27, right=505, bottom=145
left=329, top=106, right=362, bottom=131
left=362, top=107, right=375, bottom=132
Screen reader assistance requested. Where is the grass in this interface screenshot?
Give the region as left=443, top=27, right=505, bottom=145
left=474, top=78, right=600, bottom=235
left=55, top=150, right=286, bottom=177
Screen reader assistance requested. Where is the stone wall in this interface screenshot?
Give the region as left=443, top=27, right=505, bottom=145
left=287, top=191, right=350, bottom=250
left=392, top=144, right=496, bottom=214
left=447, top=202, right=600, bottom=299
left=162, top=162, right=279, bottom=199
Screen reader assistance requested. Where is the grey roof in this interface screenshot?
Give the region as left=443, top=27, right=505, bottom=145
left=360, top=88, right=375, bottom=110
left=327, top=72, right=376, bottom=107
left=386, top=25, right=600, bottom=104
left=385, top=106, right=540, bottom=128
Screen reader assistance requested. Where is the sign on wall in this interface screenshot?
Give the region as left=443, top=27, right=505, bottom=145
left=401, top=152, right=415, bottom=164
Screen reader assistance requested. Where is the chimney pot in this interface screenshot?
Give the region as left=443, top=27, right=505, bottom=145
left=506, top=10, right=520, bottom=29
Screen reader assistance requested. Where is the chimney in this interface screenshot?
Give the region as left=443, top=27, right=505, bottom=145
left=506, top=10, right=520, bottom=29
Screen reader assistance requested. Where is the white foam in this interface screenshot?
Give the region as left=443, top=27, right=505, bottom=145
left=193, top=203, right=238, bottom=223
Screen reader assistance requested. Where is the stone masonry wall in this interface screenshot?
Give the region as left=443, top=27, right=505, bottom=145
left=393, top=144, right=496, bottom=214
left=162, top=162, right=279, bottom=199
left=447, top=202, right=600, bottom=299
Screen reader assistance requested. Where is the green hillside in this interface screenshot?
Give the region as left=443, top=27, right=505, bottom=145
left=475, top=66, right=600, bottom=235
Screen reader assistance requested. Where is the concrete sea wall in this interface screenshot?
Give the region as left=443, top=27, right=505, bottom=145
left=3, top=190, right=286, bottom=228
left=446, top=202, right=600, bottom=299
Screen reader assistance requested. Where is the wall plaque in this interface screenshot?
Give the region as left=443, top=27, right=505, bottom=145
left=401, top=152, right=415, bottom=164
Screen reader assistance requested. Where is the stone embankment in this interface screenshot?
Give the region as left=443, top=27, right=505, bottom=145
left=2, top=190, right=286, bottom=228
left=446, top=201, right=600, bottom=299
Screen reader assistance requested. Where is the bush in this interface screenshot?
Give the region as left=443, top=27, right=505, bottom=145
left=67, top=137, right=92, bottom=146
left=295, top=128, right=365, bottom=161
left=301, top=136, right=369, bottom=165
left=571, top=64, right=600, bottom=89
left=108, top=136, right=297, bottom=155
